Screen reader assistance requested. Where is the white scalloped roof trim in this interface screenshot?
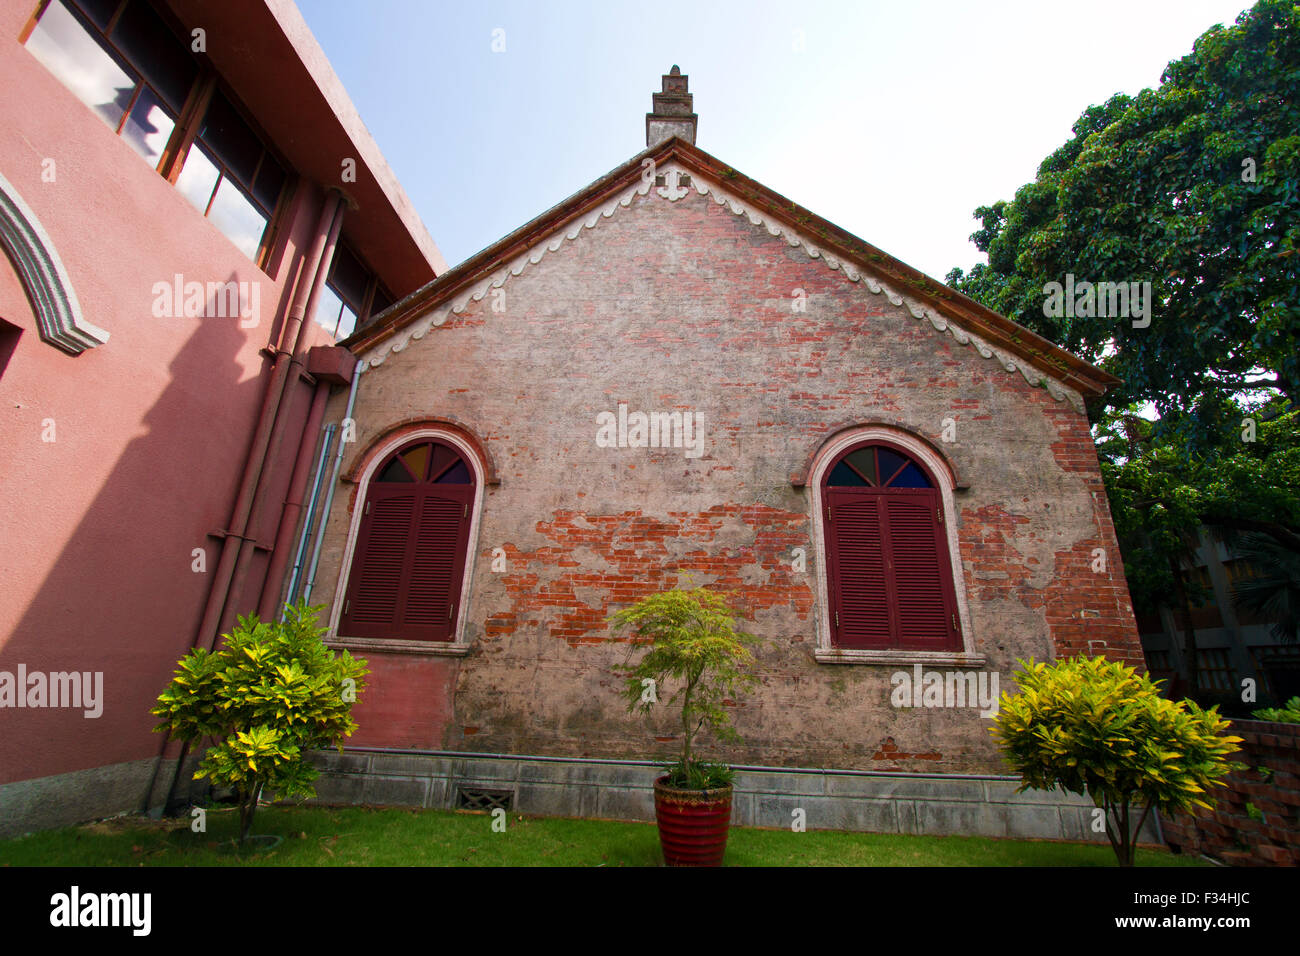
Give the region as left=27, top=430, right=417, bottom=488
left=362, top=176, right=655, bottom=370
left=360, top=164, right=1084, bottom=412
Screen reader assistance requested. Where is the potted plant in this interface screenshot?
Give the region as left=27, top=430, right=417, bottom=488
left=611, top=582, right=759, bottom=866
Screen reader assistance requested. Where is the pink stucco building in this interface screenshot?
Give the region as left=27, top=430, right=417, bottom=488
left=0, top=0, right=442, bottom=837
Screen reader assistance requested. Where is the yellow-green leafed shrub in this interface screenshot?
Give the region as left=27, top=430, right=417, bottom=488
left=152, top=601, right=368, bottom=843
left=611, top=584, right=759, bottom=790
left=991, top=656, right=1243, bottom=866
left=1252, top=696, right=1300, bottom=724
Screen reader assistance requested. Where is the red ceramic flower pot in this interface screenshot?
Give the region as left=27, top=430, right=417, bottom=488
left=653, top=776, right=733, bottom=867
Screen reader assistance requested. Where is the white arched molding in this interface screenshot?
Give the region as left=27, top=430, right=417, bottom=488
left=0, top=171, right=108, bottom=354
left=807, top=426, right=985, bottom=667
left=326, top=427, right=485, bottom=657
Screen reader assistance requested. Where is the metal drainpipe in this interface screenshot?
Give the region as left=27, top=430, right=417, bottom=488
left=153, top=189, right=345, bottom=816
left=303, top=363, right=362, bottom=604
left=192, top=188, right=344, bottom=652
left=337, top=745, right=1022, bottom=781
left=220, top=194, right=346, bottom=637
left=282, top=422, right=337, bottom=612
left=256, top=379, right=331, bottom=621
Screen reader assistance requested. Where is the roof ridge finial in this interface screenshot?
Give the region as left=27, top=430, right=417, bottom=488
left=646, top=66, right=696, bottom=148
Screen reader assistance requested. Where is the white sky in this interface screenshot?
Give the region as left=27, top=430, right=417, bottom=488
left=297, top=0, right=1254, bottom=282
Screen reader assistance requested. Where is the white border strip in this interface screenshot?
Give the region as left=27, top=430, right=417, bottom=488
left=0, top=170, right=107, bottom=354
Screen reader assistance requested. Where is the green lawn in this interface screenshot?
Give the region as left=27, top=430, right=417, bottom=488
left=0, top=805, right=1207, bottom=866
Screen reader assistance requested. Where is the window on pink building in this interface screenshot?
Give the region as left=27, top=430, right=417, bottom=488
left=23, top=0, right=292, bottom=267
left=312, top=242, right=392, bottom=341
left=24, top=0, right=193, bottom=170
left=175, top=91, right=287, bottom=262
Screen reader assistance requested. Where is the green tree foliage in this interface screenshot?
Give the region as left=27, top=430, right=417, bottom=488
left=1099, top=404, right=1300, bottom=590
left=1099, top=403, right=1300, bottom=695
left=1252, top=696, right=1300, bottom=723
left=152, top=601, right=368, bottom=842
left=610, top=584, right=759, bottom=790
left=947, top=1, right=1300, bottom=693
left=991, top=657, right=1243, bottom=866
left=947, top=0, right=1300, bottom=430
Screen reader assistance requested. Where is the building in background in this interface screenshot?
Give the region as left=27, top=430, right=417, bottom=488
left=1139, top=530, right=1300, bottom=707
left=0, top=0, right=442, bottom=837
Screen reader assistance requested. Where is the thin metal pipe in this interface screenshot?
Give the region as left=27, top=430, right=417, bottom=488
left=258, top=381, right=329, bottom=620
left=332, top=745, right=1019, bottom=782
left=224, top=200, right=345, bottom=632
left=303, top=363, right=362, bottom=603
left=283, top=423, right=336, bottom=611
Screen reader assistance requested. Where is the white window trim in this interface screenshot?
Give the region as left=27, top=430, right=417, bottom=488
left=0, top=171, right=108, bottom=354
left=808, top=426, right=984, bottom=666
left=326, top=427, right=484, bottom=657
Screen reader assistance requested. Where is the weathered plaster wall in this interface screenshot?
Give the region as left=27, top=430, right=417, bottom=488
left=316, top=181, right=1141, bottom=773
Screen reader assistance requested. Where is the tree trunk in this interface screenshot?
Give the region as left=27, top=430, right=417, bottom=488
left=238, top=781, right=262, bottom=845
left=1119, top=801, right=1134, bottom=867
left=680, top=674, right=696, bottom=772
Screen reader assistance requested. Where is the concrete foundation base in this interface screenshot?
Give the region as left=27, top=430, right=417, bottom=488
left=308, top=748, right=1159, bottom=844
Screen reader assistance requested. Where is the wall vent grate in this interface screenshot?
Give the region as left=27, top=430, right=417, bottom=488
left=456, top=787, right=514, bottom=811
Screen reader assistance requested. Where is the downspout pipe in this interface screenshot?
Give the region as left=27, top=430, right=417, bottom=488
left=193, top=188, right=344, bottom=650
left=257, top=379, right=330, bottom=621
left=225, top=202, right=345, bottom=634
left=155, top=189, right=343, bottom=816
left=304, top=363, right=363, bottom=604
left=282, top=422, right=337, bottom=612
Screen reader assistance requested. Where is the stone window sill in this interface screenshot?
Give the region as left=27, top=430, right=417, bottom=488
left=814, top=648, right=988, bottom=668
left=327, top=636, right=471, bottom=657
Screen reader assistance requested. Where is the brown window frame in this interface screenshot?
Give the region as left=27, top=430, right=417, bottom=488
left=24, top=1, right=196, bottom=176
left=313, top=239, right=394, bottom=339
left=21, top=0, right=295, bottom=270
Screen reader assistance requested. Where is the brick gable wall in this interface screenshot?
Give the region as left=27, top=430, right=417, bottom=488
left=312, top=186, right=1142, bottom=773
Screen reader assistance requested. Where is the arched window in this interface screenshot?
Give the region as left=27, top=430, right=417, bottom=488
left=339, top=439, right=475, bottom=642
left=822, top=441, right=962, bottom=651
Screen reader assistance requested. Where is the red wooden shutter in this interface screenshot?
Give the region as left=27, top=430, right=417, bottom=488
left=825, top=493, right=892, bottom=648
left=882, top=493, right=959, bottom=650
left=401, top=492, right=471, bottom=638
left=346, top=491, right=416, bottom=629
left=823, top=444, right=962, bottom=652
left=340, top=442, right=474, bottom=642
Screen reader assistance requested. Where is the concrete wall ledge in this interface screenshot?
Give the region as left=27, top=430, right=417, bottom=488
left=0, top=757, right=167, bottom=840
left=307, top=748, right=1157, bottom=843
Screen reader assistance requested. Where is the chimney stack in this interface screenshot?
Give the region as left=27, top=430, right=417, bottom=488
left=646, top=65, right=696, bottom=148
